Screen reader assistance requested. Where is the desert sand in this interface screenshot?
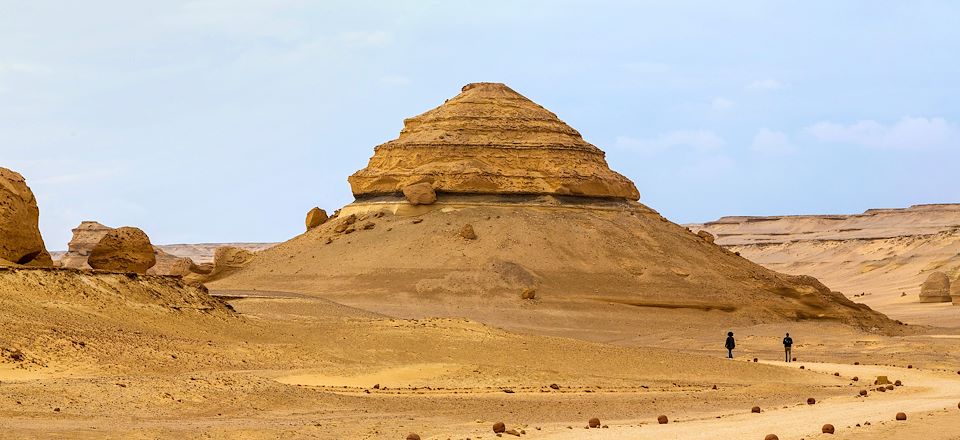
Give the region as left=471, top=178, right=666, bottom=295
left=2, top=84, right=959, bottom=439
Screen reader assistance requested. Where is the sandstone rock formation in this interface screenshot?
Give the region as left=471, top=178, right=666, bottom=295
left=402, top=182, right=438, bottom=205
left=88, top=227, right=157, bottom=273
left=696, top=230, right=715, bottom=244
left=952, top=275, right=960, bottom=304
left=348, top=82, right=639, bottom=200
left=919, top=272, right=951, bottom=303
left=305, top=207, right=328, bottom=231
left=59, top=221, right=113, bottom=269
left=209, top=82, right=899, bottom=338
left=0, top=167, right=52, bottom=266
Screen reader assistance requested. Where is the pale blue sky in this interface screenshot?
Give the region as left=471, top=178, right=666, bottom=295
left=2, top=1, right=959, bottom=248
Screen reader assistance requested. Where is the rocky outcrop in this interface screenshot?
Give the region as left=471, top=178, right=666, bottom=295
left=88, top=227, right=157, bottom=274
left=59, top=221, right=114, bottom=269
left=952, top=276, right=960, bottom=305
left=348, top=83, right=639, bottom=200
left=919, top=272, right=951, bottom=303
left=305, top=207, right=328, bottom=231
left=0, top=168, right=51, bottom=266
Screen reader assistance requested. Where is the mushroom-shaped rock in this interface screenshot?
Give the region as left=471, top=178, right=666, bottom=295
left=87, top=227, right=156, bottom=273
left=822, top=424, right=835, bottom=434
left=751, top=406, right=761, bottom=413
left=657, top=415, right=668, bottom=424
left=807, top=397, right=816, bottom=405
left=406, top=434, right=421, bottom=440
left=0, top=168, right=52, bottom=266
left=588, top=418, right=600, bottom=428
left=402, top=182, right=438, bottom=205
left=305, top=207, right=328, bottom=230
left=493, top=422, right=506, bottom=433
left=896, top=412, right=907, bottom=421
left=696, top=230, right=715, bottom=244
left=459, top=224, right=477, bottom=240
left=920, top=272, right=951, bottom=302
left=764, top=435, right=779, bottom=440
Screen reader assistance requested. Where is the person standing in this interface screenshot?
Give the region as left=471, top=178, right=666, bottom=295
left=725, top=331, right=736, bottom=359
left=783, top=332, right=793, bottom=362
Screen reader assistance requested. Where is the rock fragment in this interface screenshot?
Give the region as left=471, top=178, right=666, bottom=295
left=588, top=417, right=600, bottom=428
left=402, top=182, right=438, bottom=205
left=459, top=224, right=477, bottom=240
left=896, top=412, right=907, bottom=421
left=822, top=423, right=835, bottom=434
left=657, top=415, right=668, bottom=424
left=493, top=422, right=506, bottom=433
left=305, top=207, right=328, bottom=230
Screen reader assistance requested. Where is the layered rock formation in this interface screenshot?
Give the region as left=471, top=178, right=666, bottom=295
left=919, top=272, right=951, bottom=303
left=690, top=204, right=960, bottom=325
left=58, top=221, right=113, bottom=269
left=0, top=167, right=52, bottom=266
left=209, top=82, right=897, bottom=335
left=348, top=82, right=640, bottom=200
left=88, top=227, right=157, bottom=273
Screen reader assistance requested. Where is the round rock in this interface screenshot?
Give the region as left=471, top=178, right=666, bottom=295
left=87, top=226, right=156, bottom=273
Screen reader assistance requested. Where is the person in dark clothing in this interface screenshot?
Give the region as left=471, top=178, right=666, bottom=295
left=725, top=331, right=735, bottom=359
left=783, top=333, right=793, bottom=362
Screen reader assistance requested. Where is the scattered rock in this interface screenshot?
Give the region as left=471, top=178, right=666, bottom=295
left=764, top=435, right=779, bottom=440
left=406, top=434, right=421, bottom=440
left=361, top=221, right=376, bottom=230
left=792, top=357, right=797, bottom=361
left=521, top=288, right=536, bottom=300
left=402, top=182, right=438, bottom=205
left=712, top=385, right=717, bottom=390
left=459, top=224, right=477, bottom=240
left=0, top=167, right=52, bottom=266
left=907, top=364, right=913, bottom=369
left=877, top=387, right=886, bottom=392
left=657, top=415, right=668, bottom=424
left=751, top=406, right=761, bottom=413
left=886, top=384, right=894, bottom=390
left=894, top=380, right=902, bottom=386
left=896, top=412, right=907, bottom=421
left=504, top=429, right=520, bottom=437
left=493, top=422, right=506, bottom=433
left=822, top=423, right=835, bottom=434
left=87, top=227, right=157, bottom=274
left=549, top=383, right=559, bottom=390
left=800, top=366, right=805, bottom=370
left=588, top=418, right=600, bottom=428
left=807, top=397, right=816, bottom=405
left=853, top=376, right=859, bottom=381
left=753, top=358, right=758, bottom=363
left=834, top=372, right=840, bottom=376
left=305, top=207, right=328, bottom=230
left=334, top=214, right=358, bottom=233
left=859, top=390, right=868, bottom=396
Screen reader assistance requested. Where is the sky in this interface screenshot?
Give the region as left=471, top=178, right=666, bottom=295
left=2, top=1, right=959, bottom=249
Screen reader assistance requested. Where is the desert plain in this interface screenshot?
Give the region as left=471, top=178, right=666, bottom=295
left=2, top=83, right=959, bottom=440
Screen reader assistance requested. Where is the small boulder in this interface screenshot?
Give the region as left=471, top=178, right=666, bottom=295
left=493, top=421, right=506, bottom=433
left=822, top=423, right=835, bottom=434
left=87, top=227, right=156, bottom=274
left=764, top=435, right=779, bottom=440
left=459, top=224, right=477, bottom=240
left=402, top=182, right=437, bottom=205
left=504, top=429, right=520, bottom=437
left=588, top=417, right=600, bottom=428
left=894, top=380, right=902, bottom=386
left=521, top=288, right=537, bottom=299
left=886, top=384, right=894, bottom=390
left=853, top=376, right=859, bottom=381
left=860, top=390, right=868, bottom=396
left=696, top=230, right=715, bottom=244
left=807, top=397, right=816, bottom=405
left=751, top=406, right=761, bottom=413
left=549, top=383, right=560, bottom=390
left=305, top=207, right=328, bottom=230
left=896, top=412, right=907, bottom=421
left=657, top=415, right=668, bottom=424
left=406, top=434, right=421, bottom=440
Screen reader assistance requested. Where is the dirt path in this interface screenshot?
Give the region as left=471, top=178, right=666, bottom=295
left=532, top=361, right=960, bottom=439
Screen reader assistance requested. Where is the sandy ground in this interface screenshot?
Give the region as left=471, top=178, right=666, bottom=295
left=2, top=270, right=959, bottom=439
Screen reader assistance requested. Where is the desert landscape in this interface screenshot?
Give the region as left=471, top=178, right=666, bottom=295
left=2, top=80, right=959, bottom=440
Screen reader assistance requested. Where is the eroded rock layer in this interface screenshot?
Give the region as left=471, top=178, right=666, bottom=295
left=348, top=83, right=639, bottom=200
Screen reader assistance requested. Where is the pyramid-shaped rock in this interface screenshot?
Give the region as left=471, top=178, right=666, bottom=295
left=349, top=82, right=639, bottom=200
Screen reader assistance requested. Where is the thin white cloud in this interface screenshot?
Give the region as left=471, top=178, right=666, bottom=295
left=616, top=130, right=726, bottom=154
left=805, top=116, right=960, bottom=149
left=711, top=97, right=735, bottom=111
left=751, top=128, right=795, bottom=154
left=338, top=30, right=392, bottom=46
left=746, top=78, right=784, bottom=91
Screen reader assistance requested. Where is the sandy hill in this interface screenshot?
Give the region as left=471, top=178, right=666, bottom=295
left=209, top=82, right=897, bottom=338
left=690, top=204, right=960, bottom=326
